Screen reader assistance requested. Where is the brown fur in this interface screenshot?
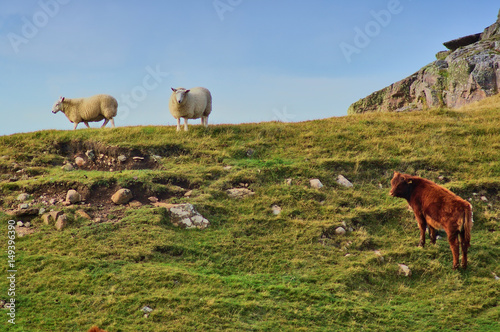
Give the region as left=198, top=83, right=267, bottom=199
left=87, top=326, right=107, bottom=332
left=390, top=172, right=473, bottom=269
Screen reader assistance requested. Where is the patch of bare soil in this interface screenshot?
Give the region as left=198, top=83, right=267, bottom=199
left=22, top=177, right=192, bottom=223
left=53, top=140, right=188, bottom=171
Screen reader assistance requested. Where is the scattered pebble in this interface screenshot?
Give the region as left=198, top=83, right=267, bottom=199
left=335, top=226, right=346, bottom=235
left=272, top=205, right=282, bottom=215
left=336, top=174, right=353, bottom=188
left=310, top=179, right=323, bottom=189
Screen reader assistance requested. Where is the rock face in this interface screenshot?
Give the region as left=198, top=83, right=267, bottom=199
left=348, top=10, right=500, bottom=114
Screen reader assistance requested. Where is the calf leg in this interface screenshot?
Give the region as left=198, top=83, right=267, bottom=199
left=184, top=118, right=189, bottom=131
left=176, top=118, right=181, bottom=131
left=428, top=226, right=437, bottom=244
left=414, top=213, right=427, bottom=247
left=460, top=231, right=469, bottom=269
left=447, top=234, right=460, bottom=270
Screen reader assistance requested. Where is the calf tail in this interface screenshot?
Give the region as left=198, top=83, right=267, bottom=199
left=462, top=203, right=473, bottom=247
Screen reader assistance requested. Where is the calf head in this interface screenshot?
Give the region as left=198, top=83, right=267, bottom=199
left=389, top=172, right=413, bottom=199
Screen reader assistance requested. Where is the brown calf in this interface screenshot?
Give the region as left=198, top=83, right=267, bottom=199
left=389, top=172, right=473, bottom=269
left=88, top=326, right=107, bottom=332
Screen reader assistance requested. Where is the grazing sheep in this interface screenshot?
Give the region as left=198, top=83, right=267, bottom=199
left=52, top=94, right=118, bottom=130
left=169, top=87, right=212, bottom=131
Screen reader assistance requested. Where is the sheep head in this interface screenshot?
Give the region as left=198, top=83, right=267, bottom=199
left=171, top=87, right=190, bottom=104
left=52, top=97, right=65, bottom=114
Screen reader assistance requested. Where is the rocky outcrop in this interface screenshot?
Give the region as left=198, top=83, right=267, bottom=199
left=348, top=10, right=500, bottom=114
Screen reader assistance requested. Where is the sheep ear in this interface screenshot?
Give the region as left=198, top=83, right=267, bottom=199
left=185, top=89, right=190, bottom=93
left=60, top=97, right=65, bottom=102
left=171, top=88, right=177, bottom=92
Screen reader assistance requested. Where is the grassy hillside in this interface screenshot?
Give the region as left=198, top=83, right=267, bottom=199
left=1, top=97, right=499, bottom=331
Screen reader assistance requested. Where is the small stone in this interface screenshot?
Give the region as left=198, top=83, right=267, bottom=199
left=336, top=175, right=353, bottom=188
left=272, top=205, right=282, bottom=215
left=61, top=163, right=74, bottom=171
left=142, top=306, right=153, bottom=314
left=335, top=227, right=346, bottom=235
left=111, top=188, right=133, bottom=204
left=148, top=196, right=159, bottom=203
left=223, top=166, right=233, bottom=170
left=75, top=157, right=85, bottom=167
left=49, top=198, right=57, bottom=205
left=43, top=211, right=62, bottom=225
left=184, top=190, right=193, bottom=197
left=66, top=190, right=81, bottom=204
left=398, top=264, right=411, bottom=277
left=19, top=203, right=29, bottom=209
left=285, top=178, right=292, bottom=186
left=310, top=179, right=323, bottom=189
left=24, top=222, right=31, bottom=228
left=118, top=155, right=127, bottom=162
left=17, top=193, right=30, bottom=201
left=85, top=150, right=95, bottom=160
left=55, top=214, right=67, bottom=230
left=481, top=196, right=488, bottom=202
left=76, top=210, right=92, bottom=220
left=17, top=221, right=24, bottom=227
left=226, top=188, right=255, bottom=199
left=133, top=156, right=144, bottom=161
left=94, top=217, right=102, bottom=223
left=39, top=207, right=46, bottom=215
left=167, top=203, right=210, bottom=229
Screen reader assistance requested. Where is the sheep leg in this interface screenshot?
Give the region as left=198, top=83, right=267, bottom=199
left=84, top=122, right=90, bottom=128
left=203, top=116, right=209, bottom=127
left=110, top=118, right=115, bottom=128
left=73, top=122, right=79, bottom=130
left=176, top=118, right=181, bottom=131
left=101, top=119, right=109, bottom=128
left=183, top=118, right=189, bottom=131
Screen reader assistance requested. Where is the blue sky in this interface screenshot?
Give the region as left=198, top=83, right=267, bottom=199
left=0, top=0, right=498, bottom=135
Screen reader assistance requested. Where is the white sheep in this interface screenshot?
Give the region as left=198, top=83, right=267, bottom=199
left=52, top=94, right=118, bottom=130
left=169, top=87, right=212, bottom=131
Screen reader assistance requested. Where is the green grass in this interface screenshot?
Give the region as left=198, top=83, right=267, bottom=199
left=1, top=98, right=499, bottom=331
